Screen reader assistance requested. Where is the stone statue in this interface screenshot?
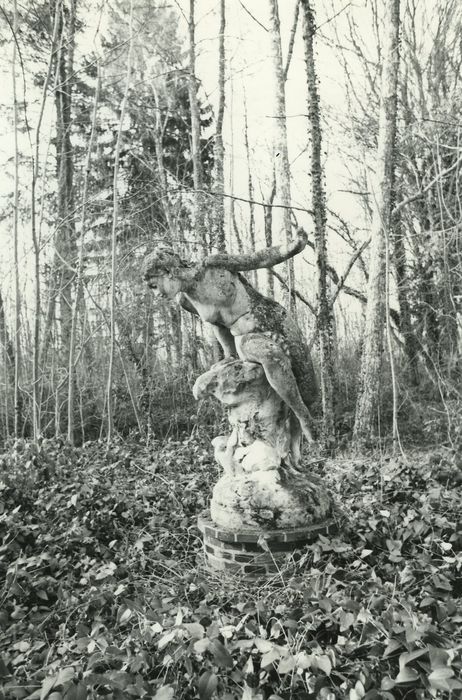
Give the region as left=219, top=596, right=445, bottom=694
left=192, top=357, right=330, bottom=530
left=143, top=233, right=331, bottom=547
left=142, top=230, right=318, bottom=455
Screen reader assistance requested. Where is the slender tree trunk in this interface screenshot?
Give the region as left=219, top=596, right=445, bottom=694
left=243, top=88, right=257, bottom=288
left=12, top=0, right=22, bottom=439
left=264, top=169, right=277, bottom=296
left=31, top=1, right=61, bottom=440
left=392, top=218, right=420, bottom=384
left=0, top=291, right=15, bottom=437
left=67, top=64, right=100, bottom=443
left=188, top=0, right=207, bottom=248
left=151, top=84, right=174, bottom=235
left=353, top=0, right=401, bottom=444
left=107, top=2, right=134, bottom=444
left=268, top=0, right=295, bottom=312
left=169, top=305, right=183, bottom=364
left=212, top=0, right=226, bottom=252
left=55, top=0, right=77, bottom=358
left=301, top=0, right=335, bottom=446
left=41, top=0, right=77, bottom=428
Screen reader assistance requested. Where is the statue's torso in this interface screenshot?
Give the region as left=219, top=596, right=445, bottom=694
left=184, top=269, right=260, bottom=332
left=184, top=267, right=318, bottom=407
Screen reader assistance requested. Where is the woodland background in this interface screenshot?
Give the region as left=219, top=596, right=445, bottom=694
left=0, top=0, right=460, bottom=448
left=0, top=1, right=462, bottom=699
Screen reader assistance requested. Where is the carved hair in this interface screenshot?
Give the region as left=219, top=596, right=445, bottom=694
left=142, top=246, right=199, bottom=286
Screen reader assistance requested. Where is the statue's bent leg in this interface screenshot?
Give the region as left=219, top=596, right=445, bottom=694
left=211, top=323, right=237, bottom=357
left=237, top=333, right=315, bottom=443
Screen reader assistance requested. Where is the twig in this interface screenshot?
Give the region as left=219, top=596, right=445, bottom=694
left=283, top=0, right=300, bottom=81
left=330, top=238, right=371, bottom=306
left=270, top=269, right=316, bottom=315
left=238, top=0, right=268, bottom=31
left=393, top=154, right=462, bottom=215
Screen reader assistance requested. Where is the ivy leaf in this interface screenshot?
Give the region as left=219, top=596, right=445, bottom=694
left=209, top=639, right=233, bottom=668
left=40, top=676, right=58, bottom=700
left=380, top=677, right=395, bottom=691
left=254, top=638, right=273, bottom=653
left=339, top=611, right=355, bottom=631
left=194, top=638, right=210, bottom=654
left=260, top=647, right=281, bottom=668
left=428, top=666, right=454, bottom=690
left=158, top=630, right=176, bottom=650
left=316, top=655, right=332, bottom=676
left=153, top=686, right=175, bottom=700
left=198, top=671, right=218, bottom=700
left=383, top=639, right=401, bottom=657
left=395, top=667, right=419, bottom=684
left=277, top=655, right=296, bottom=674
left=399, top=648, right=428, bottom=668
left=183, top=623, right=205, bottom=640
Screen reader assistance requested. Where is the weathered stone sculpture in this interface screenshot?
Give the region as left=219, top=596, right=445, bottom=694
left=143, top=232, right=333, bottom=574
left=142, top=230, right=317, bottom=451
left=193, top=357, right=331, bottom=531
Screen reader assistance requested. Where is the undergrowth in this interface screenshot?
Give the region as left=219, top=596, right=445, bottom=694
left=0, top=436, right=461, bottom=699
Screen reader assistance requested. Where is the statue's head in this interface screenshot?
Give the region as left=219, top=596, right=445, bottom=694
left=142, top=246, right=193, bottom=299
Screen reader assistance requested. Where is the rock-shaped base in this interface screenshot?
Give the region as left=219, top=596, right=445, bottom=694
left=210, top=470, right=331, bottom=531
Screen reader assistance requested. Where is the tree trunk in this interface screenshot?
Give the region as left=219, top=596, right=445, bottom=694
left=41, top=0, right=77, bottom=426
left=243, top=88, right=257, bottom=288
left=67, top=64, right=100, bottom=443
left=268, top=0, right=295, bottom=312
left=0, top=290, right=15, bottom=437
left=353, top=0, right=401, bottom=444
left=55, top=0, right=77, bottom=358
left=31, top=0, right=61, bottom=440
left=152, top=84, right=174, bottom=236
left=392, top=218, right=420, bottom=384
left=264, top=169, right=277, bottom=296
left=300, top=0, right=335, bottom=446
left=212, top=0, right=226, bottom=252
left=107, top=2, right=134, bottom=443
left=188, top=0, right=207, bottom=249
left=12, top=0, right=22, bottom=438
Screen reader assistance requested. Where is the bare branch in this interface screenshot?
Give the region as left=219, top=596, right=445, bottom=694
left=238, top=1, right=268, bottom=32
left=271, top=269, right=316, bottom=315
left=330, top=238, right=371, bottom=306
left=393, top=153, right=462, bottom=215
left=283, top=0, right=300, bottom=81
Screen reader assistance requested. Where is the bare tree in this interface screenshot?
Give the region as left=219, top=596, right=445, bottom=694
left=67, top=64, right=101, bottom=443
left=300, top=0, right=335, bottom=445
left=268, top=0, right=295, bottom=311
left=0, top=290, right=15, bottom=437
left=12, top=0, right=22, bottom=438
left=41, top=0, right=77, bottom=430
left=212, top=0, right=226, bottom=251
left=107, top=3, right=134, bottom=443
left=188, top=0, right=207, bottom=248
left=31, top=1, right=61, bottom=439
left=353, top=0, right=401, bottom=443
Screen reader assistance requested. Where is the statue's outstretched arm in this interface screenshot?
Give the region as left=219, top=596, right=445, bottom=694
left=203, top=228, right=308, bottom=272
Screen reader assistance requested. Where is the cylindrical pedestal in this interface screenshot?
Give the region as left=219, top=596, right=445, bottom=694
left=198, top=515, right=335, bottom=578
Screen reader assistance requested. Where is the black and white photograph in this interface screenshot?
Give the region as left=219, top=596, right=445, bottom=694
left=0, top=0, right=461, bottom=697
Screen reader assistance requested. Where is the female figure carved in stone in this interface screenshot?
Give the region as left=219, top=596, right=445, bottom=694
left=142, top=230, right=318, bottom=446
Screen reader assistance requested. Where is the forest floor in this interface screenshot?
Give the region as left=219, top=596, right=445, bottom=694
left=0, top=434, right=461, bottom=700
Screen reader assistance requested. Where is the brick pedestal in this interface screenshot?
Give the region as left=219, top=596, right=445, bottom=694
left=197, top=515, right=335, bottom=578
